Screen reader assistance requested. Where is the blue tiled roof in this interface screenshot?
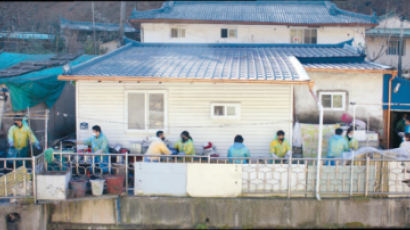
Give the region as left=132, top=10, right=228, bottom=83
left=60, top=18, right=137, bottom=33
left=70, top=42, right=317, bottom=81
left=130, top=1, right=377, bottom=25
left=366, top=28, right=410, bottom=37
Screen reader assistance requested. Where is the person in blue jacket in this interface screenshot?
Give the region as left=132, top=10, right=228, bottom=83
left=227, top=135, right=250, bottom=164
left=326, top=128, right=349, bottom=166
left=83, top=125, right=109, bottom=173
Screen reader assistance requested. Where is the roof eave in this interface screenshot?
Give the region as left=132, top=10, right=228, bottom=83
left=129, top=18, right=377, bottom=27
left=58, top=75, right=312, bottom=85
left=305, top=67, right=397, bottom=75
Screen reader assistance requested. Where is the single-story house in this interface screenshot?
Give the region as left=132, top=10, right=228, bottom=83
left=59, top=38, right=396, bottom=155
left=59, top=41, right=314, bottom=156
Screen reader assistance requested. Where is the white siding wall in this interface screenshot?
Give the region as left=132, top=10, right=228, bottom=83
left=294, top=72, right=384, bottom=131
left=141, top=23, right=365, bottom=48
left=77, top=81, right=293, bottom=157
left=366, top=37, right=410, bottom=70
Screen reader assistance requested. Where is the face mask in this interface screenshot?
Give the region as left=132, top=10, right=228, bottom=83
left=348, top=134, right=353, bottom=138
left=92, top=132, right=97, bottom=137
left=161, top=137, right=165, bottom=141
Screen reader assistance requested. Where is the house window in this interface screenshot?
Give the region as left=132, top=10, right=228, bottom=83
left=170, top=28, right=185, bottom=38
left=211, top=103, right=240, bottom=119
left=290, top=29, right=317, bottom=44
left=221, top=28, right=237, bottom=38
left=387, top=39, right=405, bottom=56
left=319, top=92, right=346, bottom=111
left=127, top=91, right=166, bottom=131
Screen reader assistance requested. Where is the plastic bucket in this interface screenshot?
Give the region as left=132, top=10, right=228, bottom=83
left=90, top=179, right=105, bottom=196
left=70, top=179, right=88, bottom=198
left=105, top=175, right=124, bottom=195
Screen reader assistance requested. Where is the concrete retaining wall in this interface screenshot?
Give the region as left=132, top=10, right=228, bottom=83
left=0, top=203, right=45, bottom=230
left=46, top=197, right=410, bottom=228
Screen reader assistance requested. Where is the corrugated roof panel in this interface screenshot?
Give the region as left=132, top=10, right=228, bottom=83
left=70, top=42, right=316, bottom=81
left=130, top=1, right=377, bottom=25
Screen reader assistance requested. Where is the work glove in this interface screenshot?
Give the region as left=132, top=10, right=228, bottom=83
left=8, top=140, right=14, bottom=147
left=34, top=142, right=41, bottom=150
left=284, top=151, right=292, bottom=159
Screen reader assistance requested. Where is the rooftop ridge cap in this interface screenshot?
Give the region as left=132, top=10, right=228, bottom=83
left=325, top=1, right=377, bottom=23
left=70, top=43, right=133, bottom=74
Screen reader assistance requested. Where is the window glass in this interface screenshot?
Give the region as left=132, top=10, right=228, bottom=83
left=149, top=94, right=164, bottom=129
left=321, top=94, right=332, bottom=108
left=214, top=106, right=225, bottom=116
left=304, top=29, right=317, bottom=44
left=387, top=39, right=405, bottom=56
left=171, top=28, right=178, bottom=38
left=221, top=28, right=228, bottom=38
left=128, top=94, right=145, bottom=129
left=227, top=106, right=236, bottom=116
left=332, top=95, right=343, bottom=108
left=228, top=29, right=237, bottom=38
left=171, top=28, right=185, bottom=38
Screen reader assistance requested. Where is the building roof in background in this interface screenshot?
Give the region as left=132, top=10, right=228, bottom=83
left=130, top=1, right=377, bottom=26
left=60, top=18, right=137, bottom=33
left=0, top=32, right=55, bottom=40
left=0, top=52, right=55, bottom=70
left=366, top=28, right=410, bottom=37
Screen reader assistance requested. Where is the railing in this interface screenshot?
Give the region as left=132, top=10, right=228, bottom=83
left=1, top=151, right=410, bottom=202
left=0, top=153, right=44, bottom=201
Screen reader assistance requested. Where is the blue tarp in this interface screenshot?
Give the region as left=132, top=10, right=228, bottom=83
left=0, top=54, right=95, bottom=111
left=0, top=52, right=54, bottom=70
left=383, top=75, right=410, bottom=111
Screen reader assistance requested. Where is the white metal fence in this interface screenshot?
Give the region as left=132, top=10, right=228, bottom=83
left=1, top=151, right=409, bottom=202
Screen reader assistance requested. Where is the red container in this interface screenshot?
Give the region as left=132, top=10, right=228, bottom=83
left=105, top=175, right=124, bottom=195
left=70, top=179, right=88, bottom=198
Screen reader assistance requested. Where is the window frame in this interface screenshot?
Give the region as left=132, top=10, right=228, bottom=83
left=125, top=90, right=168, bottom=133
left=387, top=39, right=406, bottom=56
left=290, top=28, right=317, bottom=44
left=220, top=28, right=237, bottom=39
left=318, top=91, right=347, bottom=111
left=170, top=28, right=186, bottom=38
left=210, top=103, right=241, bottom=120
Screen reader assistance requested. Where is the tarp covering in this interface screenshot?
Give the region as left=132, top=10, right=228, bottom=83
left=383, top=74, right=410, bottom=111
left=0, top=54, right=95, bottom=111
left=0, top=52, right=54, bottom=70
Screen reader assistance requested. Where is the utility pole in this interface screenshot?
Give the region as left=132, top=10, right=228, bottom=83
left=119, top=1, right=126, bottom=45
left=91, top=1, right=97, bottom=55
left=397, top=16, right=404, bottom=77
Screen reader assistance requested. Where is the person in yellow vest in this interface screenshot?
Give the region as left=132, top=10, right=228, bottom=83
left=145, top=130, right=171, bottom=162
left=7, top=115, right=40, bottom=158
left=174, top=130, right=195, bottom=155
left=345, top=127, right=359, bottom=151
left=270, top=130, right=291, bottom=161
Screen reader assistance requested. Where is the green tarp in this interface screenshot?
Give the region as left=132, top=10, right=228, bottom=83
left=0, top=54, right=95, bottom=111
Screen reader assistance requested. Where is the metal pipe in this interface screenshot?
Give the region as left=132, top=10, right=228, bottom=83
left=44, top=109, right=49, bottom=149
left=308, top=82, right=323, bottom=200
left=387, top=72, right=398, bottom=148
